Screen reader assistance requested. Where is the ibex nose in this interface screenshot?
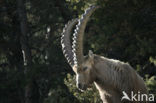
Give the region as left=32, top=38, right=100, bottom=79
left=78, top=83, right=82, bottom=88
left=77, top=83, right=87, bottom=90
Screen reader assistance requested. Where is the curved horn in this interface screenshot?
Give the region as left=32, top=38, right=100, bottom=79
left=72, top=5, right=99, bottom=67
left=61, top=19, right=78, bottom=67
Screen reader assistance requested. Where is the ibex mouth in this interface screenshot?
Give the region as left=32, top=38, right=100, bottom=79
left=79, top=87, right=87, bottom=92
left=77, top=83, right=87, bottom=91
left=79, top=89, right=85, bottom=92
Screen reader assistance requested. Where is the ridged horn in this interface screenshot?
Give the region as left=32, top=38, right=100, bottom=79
left=61, top=19, right=78, bottom=67
left=72, top=5, right=99, bottom=67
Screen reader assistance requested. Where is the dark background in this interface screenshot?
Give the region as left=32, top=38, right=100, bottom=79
left=0, top=0, right=155, bottom=103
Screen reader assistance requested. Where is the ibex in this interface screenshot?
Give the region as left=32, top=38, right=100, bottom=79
left=61, top=5, right=148, bottom=103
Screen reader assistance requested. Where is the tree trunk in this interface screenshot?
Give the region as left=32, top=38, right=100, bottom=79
left=17, top=0, right=39, bottom=103
left=17, top=0, right=32, bottom=66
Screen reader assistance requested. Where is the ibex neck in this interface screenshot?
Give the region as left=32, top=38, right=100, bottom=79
left=93, top=55, right=148, bottom=102
left=93, top=55, right=127, bottom=92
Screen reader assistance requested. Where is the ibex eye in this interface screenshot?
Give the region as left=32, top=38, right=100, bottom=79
left=83, top=67, right=88, bottom=71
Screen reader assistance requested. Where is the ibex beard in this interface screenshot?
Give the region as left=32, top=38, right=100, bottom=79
left=61, top=5, right=148, bottom=103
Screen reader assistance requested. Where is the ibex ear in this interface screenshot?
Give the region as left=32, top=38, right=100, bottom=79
left=88, top=50, right=94, bottom=60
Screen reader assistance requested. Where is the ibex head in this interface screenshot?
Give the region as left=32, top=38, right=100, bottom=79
left=61, top=6, right=99, bottom=90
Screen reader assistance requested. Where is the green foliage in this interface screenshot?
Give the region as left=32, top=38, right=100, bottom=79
left=145, top=76, right=156, bottom=96
left=64, top=74, right=102, bottom=103
left=44, top=85, right=79, bottom=103
left=149, top=57, right=156, bottom=66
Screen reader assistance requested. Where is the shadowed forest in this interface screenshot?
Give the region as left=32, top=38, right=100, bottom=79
left=0, top=0, right=156, bottom=103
